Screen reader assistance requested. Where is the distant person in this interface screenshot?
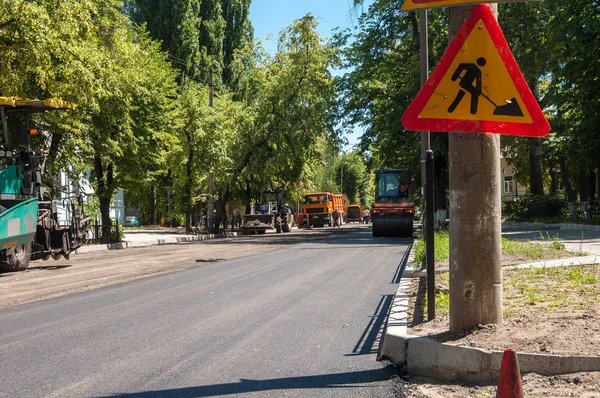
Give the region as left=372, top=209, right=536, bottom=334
left=233, top=208, right=241, bottom=228
left=332, top=208, right=340, bottom=227
left=398, top=182, right=409, bottom=199
left=363, top=208, right=370, bottom=224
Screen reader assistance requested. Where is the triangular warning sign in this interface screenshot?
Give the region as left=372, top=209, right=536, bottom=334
left=401, top=5, right=550, bottom=137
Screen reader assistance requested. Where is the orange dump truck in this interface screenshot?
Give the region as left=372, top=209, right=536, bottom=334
left=345, top=204, right=364, bottom=223
left=300, top=192, right=345, bottom=227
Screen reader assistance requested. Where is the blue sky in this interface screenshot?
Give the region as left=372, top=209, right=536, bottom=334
left=249, top=0, right=375, bottom=148
left=250, top=0, right=372, bottom=54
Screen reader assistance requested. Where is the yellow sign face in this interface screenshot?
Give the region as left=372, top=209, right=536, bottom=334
left=401, top=0, right=526, bottom=11
left=418, top=20, right=532, bottom=123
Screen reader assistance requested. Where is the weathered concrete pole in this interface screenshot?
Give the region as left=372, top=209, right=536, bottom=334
left=448, top=5, right=503, bottom=332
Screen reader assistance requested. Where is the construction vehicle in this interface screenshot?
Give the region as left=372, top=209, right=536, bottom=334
left=0, top=97, right=91, bottom=272
left=300, top=192, right=345, bottom=228
left=345, top=204, right=364, bottom=223
left=371, top=169, right=414, bottom=237
left=241, top=188, right=293, bottom=234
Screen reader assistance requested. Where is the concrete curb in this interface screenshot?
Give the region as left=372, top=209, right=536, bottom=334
left=380, top=246, right=600, bottom=382
left=75, top=232, right=239, bottom=254
left=504, top=255, right=600, bottom=270
left=405, top=336, right=600, bottom=383
left=560, top=223, right=600, bottom=232
left=379, top=241, right=417, bottom=364
left=503, top=221, right=600, bottom=232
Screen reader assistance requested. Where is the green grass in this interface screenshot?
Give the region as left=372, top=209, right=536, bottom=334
left=413, top=231, right=578, bottom=264
left=427, top=265, right=600, bottom=319
left=568, top=265, right=600, bottom=284
left=436, top=291, right=450, bottom=315
left=503, top=264, right=600, bottom=313
left=416, top=290, right=450, bottom=316
left=413, top=231, right=450, bottom=263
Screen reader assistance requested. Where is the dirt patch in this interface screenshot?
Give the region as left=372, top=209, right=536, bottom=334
left=394, top=372, right=600, bottom=397
left=408, top=264, right=600, bottom=356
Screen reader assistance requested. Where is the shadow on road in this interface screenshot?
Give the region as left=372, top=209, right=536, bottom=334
left=97, top=366, right=399, bottom=398
left=346, top=294, right=394, bottom=357
left=391, top=242, right=412, bottom=284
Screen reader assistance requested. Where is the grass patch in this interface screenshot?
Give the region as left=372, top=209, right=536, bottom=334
left=504, top=264, right=600, bottom=313
left=568, top=265, right=600, bottom=284
left=413, top=231, right=580, bottom=264
left=414, top=231, right=450, bottom=263
left=422, top=265, right=600, bottom=319
left=436, top=291, right=450, bottom=315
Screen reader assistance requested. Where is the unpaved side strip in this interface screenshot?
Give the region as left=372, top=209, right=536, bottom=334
left=0, top=226, right=363, bottom=310
left=0, top=237, right=286, bottom=310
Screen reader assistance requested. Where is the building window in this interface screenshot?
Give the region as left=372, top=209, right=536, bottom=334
left=504, top=176, right=514, bottom=194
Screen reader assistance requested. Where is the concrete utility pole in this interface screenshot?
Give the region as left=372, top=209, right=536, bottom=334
left=448, top=5, right=503, bottom=332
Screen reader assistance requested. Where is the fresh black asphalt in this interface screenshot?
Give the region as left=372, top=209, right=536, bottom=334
left=0, top=226, right=411, bottom=397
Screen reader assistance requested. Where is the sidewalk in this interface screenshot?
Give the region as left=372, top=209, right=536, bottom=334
left=75, top=229, right=241, bottom=254
left=381, top=224, right=600, bottom=382
left=502, top=220, right=600, bottom=256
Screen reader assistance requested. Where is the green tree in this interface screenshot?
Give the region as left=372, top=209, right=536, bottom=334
left=126, top=0, right=201, bottom=77
left=500, top=2, right=552, bottom=195
left=221, top=0, right=253, bottom=89
left=203, top=14, right=340, bottom=226
left=337, top=151, right=369, bottom=205
left=337, top=1, right=449, bottom=208
left=1, top=1, right=179, bottom=239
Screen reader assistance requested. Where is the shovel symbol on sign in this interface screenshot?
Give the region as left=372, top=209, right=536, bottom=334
left=447, top=57, right=524, bottom=117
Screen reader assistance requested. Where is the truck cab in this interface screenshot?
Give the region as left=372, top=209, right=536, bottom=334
left=301, top=192, right=345, bottom=227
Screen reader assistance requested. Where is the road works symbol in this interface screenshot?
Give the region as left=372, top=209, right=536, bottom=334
left=401, top=4, right=550, bottom=137
left=447, top=57, right=523, bottom=117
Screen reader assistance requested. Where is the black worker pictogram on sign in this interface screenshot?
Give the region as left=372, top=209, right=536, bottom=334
left=447, top=57, right=523, bottom=117
left=401, top=4, right=550, bottom=137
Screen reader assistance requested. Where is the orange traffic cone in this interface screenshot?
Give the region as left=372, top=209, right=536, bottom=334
left=496, top=348, right=523, bottom=398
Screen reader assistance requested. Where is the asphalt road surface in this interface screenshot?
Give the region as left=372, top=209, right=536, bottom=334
left=0, top=225, right=412, bottom=397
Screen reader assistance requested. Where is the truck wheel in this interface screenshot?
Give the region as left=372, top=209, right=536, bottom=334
left=282, top=210, right=292, bottom=233
left=1, top=243, right=32, bottom=272
left=275, top=218, right=282, bottom=233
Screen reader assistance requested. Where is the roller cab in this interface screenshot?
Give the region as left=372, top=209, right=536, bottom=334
left=371, top=169, right=414, bottom=237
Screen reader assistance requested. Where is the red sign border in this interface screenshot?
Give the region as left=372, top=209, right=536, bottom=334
left=401, top=4, right=550, bottom=137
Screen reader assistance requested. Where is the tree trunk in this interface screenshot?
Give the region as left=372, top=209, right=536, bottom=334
left=549, top=162, right=557, bottom=194
left=529, top=137, right=544, bottom=195
left=588, top=168, right=596, bottom=201
left=434, top=153, right=448, bottom=228
left=185, top=131, right=194, bottom=233
left=245, top=183, right=252, bottom=214
left=558, top=156, right=576, bottom=202
left=94, top=155, right=113, bottom=240
left=579, top=168, right=590, bottom=218
left=596, top=168, right=600, bottom=201
left=448, top=5, right=503, bottom=332
left=214, top=188, right=231, bottom=233
left=579, top=168, right=588, bottom=202
left=164, top=170, right=172, bottom=227
left=528, top=83, right=544, bottom=195
left=150, top=184, right=157, bottom=225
